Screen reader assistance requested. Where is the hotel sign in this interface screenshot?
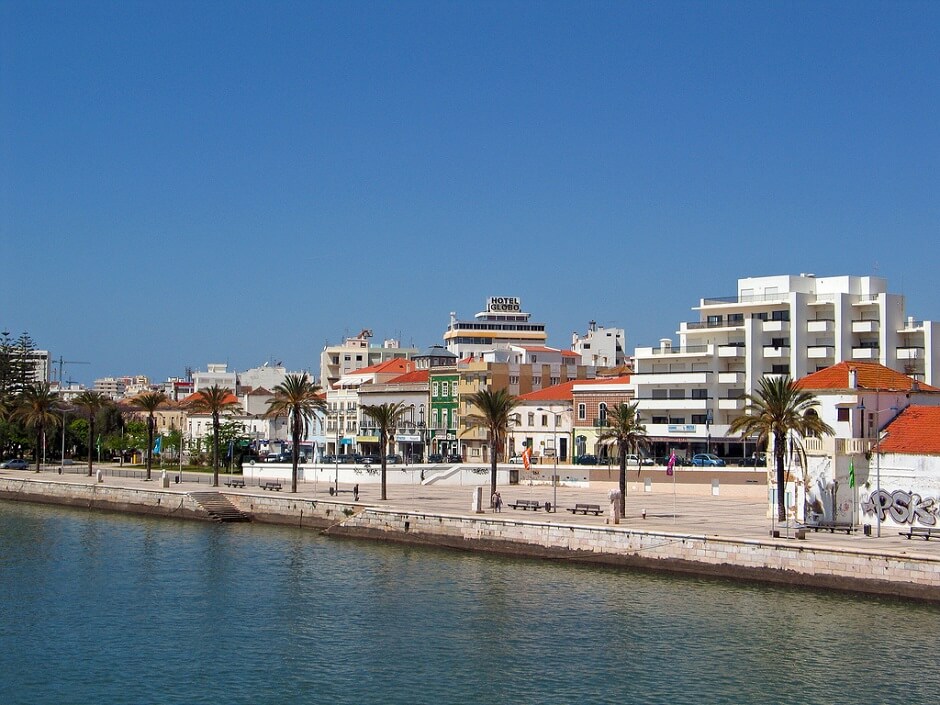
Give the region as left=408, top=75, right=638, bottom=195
left=668, top=424, right=697, bottom=433
left=487, top=296, right=521, bottom=312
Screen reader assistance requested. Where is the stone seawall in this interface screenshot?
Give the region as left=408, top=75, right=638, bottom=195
left=1, top=478, right=937, bottom=602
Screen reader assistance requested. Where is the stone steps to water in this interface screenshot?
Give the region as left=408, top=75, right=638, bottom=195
left=189, top=492, right=251, bottom=522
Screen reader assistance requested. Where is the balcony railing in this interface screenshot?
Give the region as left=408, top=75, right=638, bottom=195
left=650, top=344, right=712, bottom=355
left=700, top=293, right=789, bottom=305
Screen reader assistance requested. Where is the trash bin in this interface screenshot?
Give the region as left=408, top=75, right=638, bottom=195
left=863, top=524, right=872, bottom=536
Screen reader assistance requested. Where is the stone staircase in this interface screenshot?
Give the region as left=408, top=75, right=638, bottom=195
left=189, top=492, right=252, bottom=522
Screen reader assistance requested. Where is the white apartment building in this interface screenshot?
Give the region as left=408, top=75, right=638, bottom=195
left=571, top=321, right=626, bottom=368
left=443, top=296, right=548, bottom=359
left=193, top=363, right=237, bottom=392
left=319, top=329, right=417, bottom=389
left=631, top=273, right=940, bottom=460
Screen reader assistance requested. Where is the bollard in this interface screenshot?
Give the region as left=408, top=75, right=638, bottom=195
left=96, top=469, right=103, bottom=483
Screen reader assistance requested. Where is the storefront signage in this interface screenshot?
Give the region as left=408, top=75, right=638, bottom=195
left=487, top=296, right=521, bottom=312
left=667, top=424, right=697, bottom=433
left=397, top=434, right=421, bottom=442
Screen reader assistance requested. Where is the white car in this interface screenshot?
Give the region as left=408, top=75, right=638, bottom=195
left=625, top=454, right=654, bottom=466
left=509, top=455, right=538, bottom=464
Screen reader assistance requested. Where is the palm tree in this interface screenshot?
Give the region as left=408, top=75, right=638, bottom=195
left=132, top=391, right=168, bottom=481
left=187, top=385, right=241, bottom=487
left=14, top=383, right=61, bottom=472
left=729, top=376, right=834, bottom=522
left=361, top=402, right=407, bottom=501
left=265, top=373, right=326, bottom=493
left=465, top=387, right=518, bottom=505
left=597, top=402, right=648, bottom=517
left=72, top=391, right=110, bottom=477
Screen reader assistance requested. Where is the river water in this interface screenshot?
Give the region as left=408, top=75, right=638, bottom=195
left=0, top=500, right=937, bottom=705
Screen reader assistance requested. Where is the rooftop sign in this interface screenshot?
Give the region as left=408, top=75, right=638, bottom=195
left=486, top=296, right=521, bottom=312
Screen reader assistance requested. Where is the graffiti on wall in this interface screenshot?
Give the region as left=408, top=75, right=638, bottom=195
left=862, top=490, right=938, bottom=526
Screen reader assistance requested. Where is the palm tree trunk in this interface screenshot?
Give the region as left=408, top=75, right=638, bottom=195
left=87, top=420, right=94, bottom=477
left=34, top=427, right=42, bottom=472
left=489, top=431, right=498, bottom=505
left=212, top=414, right=220, bottom=487
left=775, top=431, right=787, bottom=521
left=619, top=447, right=627, bottom=516
left=146, top=415, right=154, bottom=480
left=291, top=411, right=300, bottom=493
left=380, top=429, right=388, bottom=500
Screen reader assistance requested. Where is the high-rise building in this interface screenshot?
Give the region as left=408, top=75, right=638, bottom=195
left=443, top=296, right=548, bottom=358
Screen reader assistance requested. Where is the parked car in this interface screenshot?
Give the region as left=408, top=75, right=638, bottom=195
left=427, top=453, right=444, bottom=463
left=0, top=458, right=29, bottom=470
left=738, top=452, right=767, bottom=467
left=447, top=454, right=463, bottom=463
left=360, top=455, right=381, bottom=465
left=574, top=454, right=599, bottom=465
left=625, top=454, right=655, bottom=466
left=509, top=454, right=538, bottom=464
left=385, top=454, right=402, bottom=464
left=691, top=453, right=726, bottom=467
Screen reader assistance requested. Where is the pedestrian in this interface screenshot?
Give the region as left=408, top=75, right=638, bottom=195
left=493, top=491, right=503, bottom=512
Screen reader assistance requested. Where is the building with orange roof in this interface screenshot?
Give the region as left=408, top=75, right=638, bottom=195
left=785, top=361, right=940, bottom=530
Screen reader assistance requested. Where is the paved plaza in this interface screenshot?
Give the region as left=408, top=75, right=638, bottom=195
left=5, top=463, right=939, bottom=560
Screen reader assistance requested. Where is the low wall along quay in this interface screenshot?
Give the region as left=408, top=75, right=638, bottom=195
left=0, top=476, right=937, bottom=603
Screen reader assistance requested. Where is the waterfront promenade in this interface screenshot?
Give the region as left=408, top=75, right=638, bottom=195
left=3, top=463, right=937, bottom=560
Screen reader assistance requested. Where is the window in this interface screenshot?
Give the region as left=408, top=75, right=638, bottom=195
left=442, top=381, right=449, bottom=396
left=578, top=403, right=586, bottom=420
left=691, top=389, right=708, bottom=399
left=771, top=364, right=789, bottom=374
left=837, top=407, right=850, bottom=422
left=541, top=414, right=548, bottom=427
left=599, top=403, right=608, bottom=423
left=432, top=382, right=439, bottom=397
left=533, top=376, right=541, bottom=385
left=669, top=389, right=686, bottom=399
left=510, top=376, right=519, bottom=385
left=770, top=337, right=787, bottom=348
left=691, top=414, right=708, bottom=424
left=728, top=313, right=744, bottom=325
left=432, top=409, right=439, bottom=429
left=527, top=412, right=535, bottom=426
left=669, top=416, right=685, bottom=424
left=652, top=389, right=668, bottom=399
left=754, top=312, right=768, bottom=321
left=707, top=315, right=722, bottom=327
left=771, top=310, right=790, bottom=321
left=652, top=416, right=668, bottom=425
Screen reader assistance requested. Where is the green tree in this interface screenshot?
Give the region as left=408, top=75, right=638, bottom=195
left=131, top=391, right=168, bottom=481
left=14, top=383, right=61, bottom=471
left=597, top=402, right=649, bottom=517
left=465, top=387, right=518, bottom=505
left=361, top=401, right=407, bottom=501
left=72, top=391, right=110, bottom=476
left=186, top=385, right=241, bottom=487
left=265, top=373, right=326, bottom=493
left=729, top=376, right=834, bottom=522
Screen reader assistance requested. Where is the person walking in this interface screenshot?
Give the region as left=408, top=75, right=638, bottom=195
left=493, top=491, right=503, bottom=512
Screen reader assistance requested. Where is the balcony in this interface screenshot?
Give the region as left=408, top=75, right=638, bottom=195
left=683, top=319, right=744, bottom=333
left=852, top=320, right=880, bottom=333
left=852, top=346, right=880, bottom=360
left=763, top=345, right=790, bottom=359
left=762, top=320, right=789, bottom=333
left=631, top=371, right=709, bottom=385
left=718, top=397, right=745, bottom=411
left=807, top=345, right=835, bottom=359
left=897, top=346, right=924, bottom=360
left=650, top=344, right=713, bottom=357
left=638, top=398, right=710, bottom=411
left=718, top=344, right=746, bottom=358
left=718, top=371, right=745, bottom=384
left=807, top=319, right=834, bottom=333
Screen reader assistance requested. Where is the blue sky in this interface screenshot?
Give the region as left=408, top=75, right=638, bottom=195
left=2, top=1, right=938, bottom=385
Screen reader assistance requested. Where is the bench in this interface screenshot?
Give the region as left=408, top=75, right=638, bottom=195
left=567, top=503, right=602, bottom=516
left=261, top=481, right=282, bottom=491
left=899, top=526, right=938, bottom=540
left=805, top=521, right=856, bottom=534
left=224, top=478, right=245, bottom=488
left=508, top=499, right=545, bottom=511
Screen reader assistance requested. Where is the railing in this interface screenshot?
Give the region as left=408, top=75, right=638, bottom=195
left=650, top=345, right=711, bottom=355
left=700, top=293, right=789, bottom=305
left=684, top=320, right=744, bottom=330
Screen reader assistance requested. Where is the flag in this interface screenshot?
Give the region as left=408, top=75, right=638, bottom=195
left=666, top=451, right=676, bottom=477
left=153, top=436, right=162, bottom=454
left=849, top=459, right=855, bottom=488
left=522, top=445, right=532, bottom=471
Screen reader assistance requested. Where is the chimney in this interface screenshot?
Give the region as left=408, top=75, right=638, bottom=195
left=848, top=367, right=857, bottom=390
left=660, top=338, right=672, bottom=353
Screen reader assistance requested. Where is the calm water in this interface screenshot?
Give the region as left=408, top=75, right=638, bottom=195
left=0, top=501, right=937, bottom=705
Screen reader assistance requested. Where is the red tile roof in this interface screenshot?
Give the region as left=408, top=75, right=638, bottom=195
left=796, top=362, right=939, bottom=393
left=517, top=345, right=561, bottom=354
left=573, top=375, right=632, bottom=386
left=351, top=358, right=414, bottom=376
left=518, top=380, right=577, bottom=402
left=387, top=369, right=429, bottom=384
left=880, top=406, right=940, bottom=455
left=181, top=391, right=239, bottom=407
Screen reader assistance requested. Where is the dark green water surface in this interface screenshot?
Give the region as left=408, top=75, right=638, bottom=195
left=0, top=500, right=937, bottom=704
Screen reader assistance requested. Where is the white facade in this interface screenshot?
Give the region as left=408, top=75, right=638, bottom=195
left=193, top=363, right=237, bottom=392
left=631, top=273, right=940, bottom=458
left=319, top=330, right=417, bottom=388
left=571, top=321, right=626, bottom=368
left=443, top=296, right=549, bottom=359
